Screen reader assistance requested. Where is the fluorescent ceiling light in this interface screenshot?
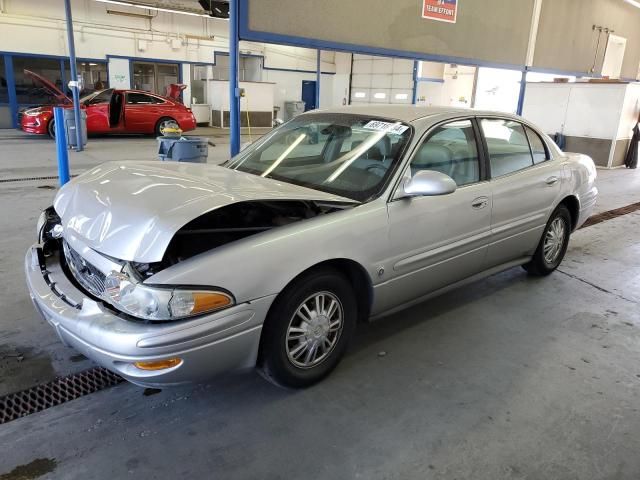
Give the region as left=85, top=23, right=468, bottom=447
left=624, top=0, right=640, bottom=8
left=374, top=92, right=387, bottom=99
left=354, top=92, right=366, bottom=98
left=395, top=93, right=409, bottom=100
left=95, top=0, right=212, bottom=18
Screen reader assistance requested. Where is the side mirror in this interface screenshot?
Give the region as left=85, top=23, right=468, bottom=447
left=401, top=170, right=457, bottom=197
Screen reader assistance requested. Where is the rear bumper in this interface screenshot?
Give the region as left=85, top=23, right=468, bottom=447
left=25, top=244, right=275, bottom=387
left=576, top=186, right=598, bottom=229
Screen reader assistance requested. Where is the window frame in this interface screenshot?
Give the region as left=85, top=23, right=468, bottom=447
left=125, top=92, right=166, bottom=105
left=524, top=124, right=550, bottom=165
left=477, top=116, right=544, bottom=180
left=390, top=116, right=488, bottom=201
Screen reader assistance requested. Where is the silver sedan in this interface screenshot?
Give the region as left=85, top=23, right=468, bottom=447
left=25, top=105, right=598, bottom=388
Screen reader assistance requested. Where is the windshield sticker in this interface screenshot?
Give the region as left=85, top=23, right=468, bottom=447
left=363, top=121, right=409, bottom=135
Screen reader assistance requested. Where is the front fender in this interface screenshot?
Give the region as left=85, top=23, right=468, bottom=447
left=146, top=200, right=389, bottom=305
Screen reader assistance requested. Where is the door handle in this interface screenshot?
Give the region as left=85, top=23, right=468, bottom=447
left=471, top=196, right=489, bottom=209
left=545, top=176, right=559, bottom=186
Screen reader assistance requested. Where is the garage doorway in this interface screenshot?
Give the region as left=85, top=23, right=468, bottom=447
left=131, top=61, right=179, bottom=96
left=301, top=80, right=317, bottom=111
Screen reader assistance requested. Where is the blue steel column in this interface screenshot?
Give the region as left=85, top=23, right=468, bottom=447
left=229, top=0, right=241, bottom=157
left=412, top=60, right=419, bottom=105
left=316, top=49, right=321, bottom=109
left=54, top=107, right=70, bottom=185
left=4, top=55, right=18, bottom=129
left=63, top=0, right=84, bottom=152
left=516, top=69, right=527, bottom=116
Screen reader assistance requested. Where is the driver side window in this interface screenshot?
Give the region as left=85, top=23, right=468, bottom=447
left=87, top=89, right=114, bottom=105
left=410, top=119, right=480, bottom=186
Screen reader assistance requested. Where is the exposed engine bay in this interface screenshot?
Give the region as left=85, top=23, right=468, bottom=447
left=132, top=200, right=354, bottom=278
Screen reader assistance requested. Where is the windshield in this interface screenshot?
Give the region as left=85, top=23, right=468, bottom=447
left=226, top=113, right=412, bottom=202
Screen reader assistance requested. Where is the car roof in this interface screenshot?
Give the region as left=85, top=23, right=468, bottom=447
left=121, top=89, right=167, bottom=97
left=311, top=105, right=522, bottom=123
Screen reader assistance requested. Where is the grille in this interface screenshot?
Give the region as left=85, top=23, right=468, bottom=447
left=63, top=240, right=107, bottom=298
left=0, top=367, right=123, bottom=424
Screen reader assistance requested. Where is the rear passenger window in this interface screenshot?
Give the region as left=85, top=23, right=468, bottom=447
left=127, top=93, right=164, bottom=104
left=410, top=119, right=479, bottom=186
left=481, top=119, right=534, bottom=178
left=525, top=126, right=549, bottom=164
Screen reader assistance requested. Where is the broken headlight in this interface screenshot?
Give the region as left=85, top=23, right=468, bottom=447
left=104, top=267, right=233, bottom=321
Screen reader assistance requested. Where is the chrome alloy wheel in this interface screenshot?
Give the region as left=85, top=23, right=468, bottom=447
left=285, top=291, right=344, bottom=369
left=543, top=217, right=567, bottom=265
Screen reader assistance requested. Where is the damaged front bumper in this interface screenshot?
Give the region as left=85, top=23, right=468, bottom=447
left=24, top=243, right=274, bottom=387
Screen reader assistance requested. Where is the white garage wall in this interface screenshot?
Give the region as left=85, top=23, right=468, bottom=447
left=107, top=58, right=131, bottom=89
left=262, top=69, right=334, bottom=120
left=330, top=52, right=352, bottom=108
left=0, top=0, right=345, bottom=114
left=0, top=0, right=226, bottom=62
left=473, top=67, right=522, bottom=113
left=415, top=64, right=476, bottom=108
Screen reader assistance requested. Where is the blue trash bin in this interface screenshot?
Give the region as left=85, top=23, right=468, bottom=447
left=157, top=136, right=208, bottom=163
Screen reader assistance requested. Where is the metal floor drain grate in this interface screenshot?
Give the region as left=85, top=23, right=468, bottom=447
left=580, top=201, right=640, bottom=229
left=0, top=367, right=123, bottom=424
left=0, top=175, right=78, bottom=184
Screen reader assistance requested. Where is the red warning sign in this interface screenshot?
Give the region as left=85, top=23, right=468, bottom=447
left=422, top=0, right=458, bottom=24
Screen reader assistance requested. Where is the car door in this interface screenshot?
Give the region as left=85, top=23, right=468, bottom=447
left=480, top=117, right=562, bottom=267
left=108, top=91, right=124, bottom=130
left=84, top=89, right=114, bottom=133
left=124, top=92, right=164, bottom=133
left=379, top=118, right=492, bottom=311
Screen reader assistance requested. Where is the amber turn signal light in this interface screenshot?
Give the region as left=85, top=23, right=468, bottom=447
left=134, top=358, right=183, bottom=371
left=192, top=292, right=232, bottom=314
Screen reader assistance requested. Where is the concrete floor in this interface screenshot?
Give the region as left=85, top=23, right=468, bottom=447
left=1, top=133, right=640, bottom=479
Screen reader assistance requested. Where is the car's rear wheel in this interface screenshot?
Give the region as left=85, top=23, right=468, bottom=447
left=259, top=267, right=357, bottom=388
left=155, top=117, right=177, bottom=137
left=523, top=204, right=571, bottom=276
left=47, top=119, right=56, bottom=139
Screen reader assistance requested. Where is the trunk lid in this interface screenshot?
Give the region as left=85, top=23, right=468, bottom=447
left=54, top=161, right=356, bottom=263
left=166, top=83, right=187, bottom=101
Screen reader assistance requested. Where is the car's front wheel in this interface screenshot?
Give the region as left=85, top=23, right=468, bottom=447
left=47, top=119, right=56, bottom=139
left=259, top=267, right=357, bottom=388
left=524, top=204, right=571, bottom=276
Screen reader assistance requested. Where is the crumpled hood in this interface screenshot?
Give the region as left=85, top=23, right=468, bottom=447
left=54, top=161, right=354, bottom=263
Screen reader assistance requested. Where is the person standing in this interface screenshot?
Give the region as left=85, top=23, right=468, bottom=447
left=624, top=113, right=640, bottom=169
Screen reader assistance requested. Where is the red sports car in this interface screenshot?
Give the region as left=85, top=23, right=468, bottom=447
left=20, top=70, right=197, bottom=138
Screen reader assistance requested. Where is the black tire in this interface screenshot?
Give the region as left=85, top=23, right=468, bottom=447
left=47, top=119, right=56, bottom=139
left=258, top=267, right=357, bottom=388
left=523, top=204, right=571, bottom=276
left=155, top=117, right=176, bottom=137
